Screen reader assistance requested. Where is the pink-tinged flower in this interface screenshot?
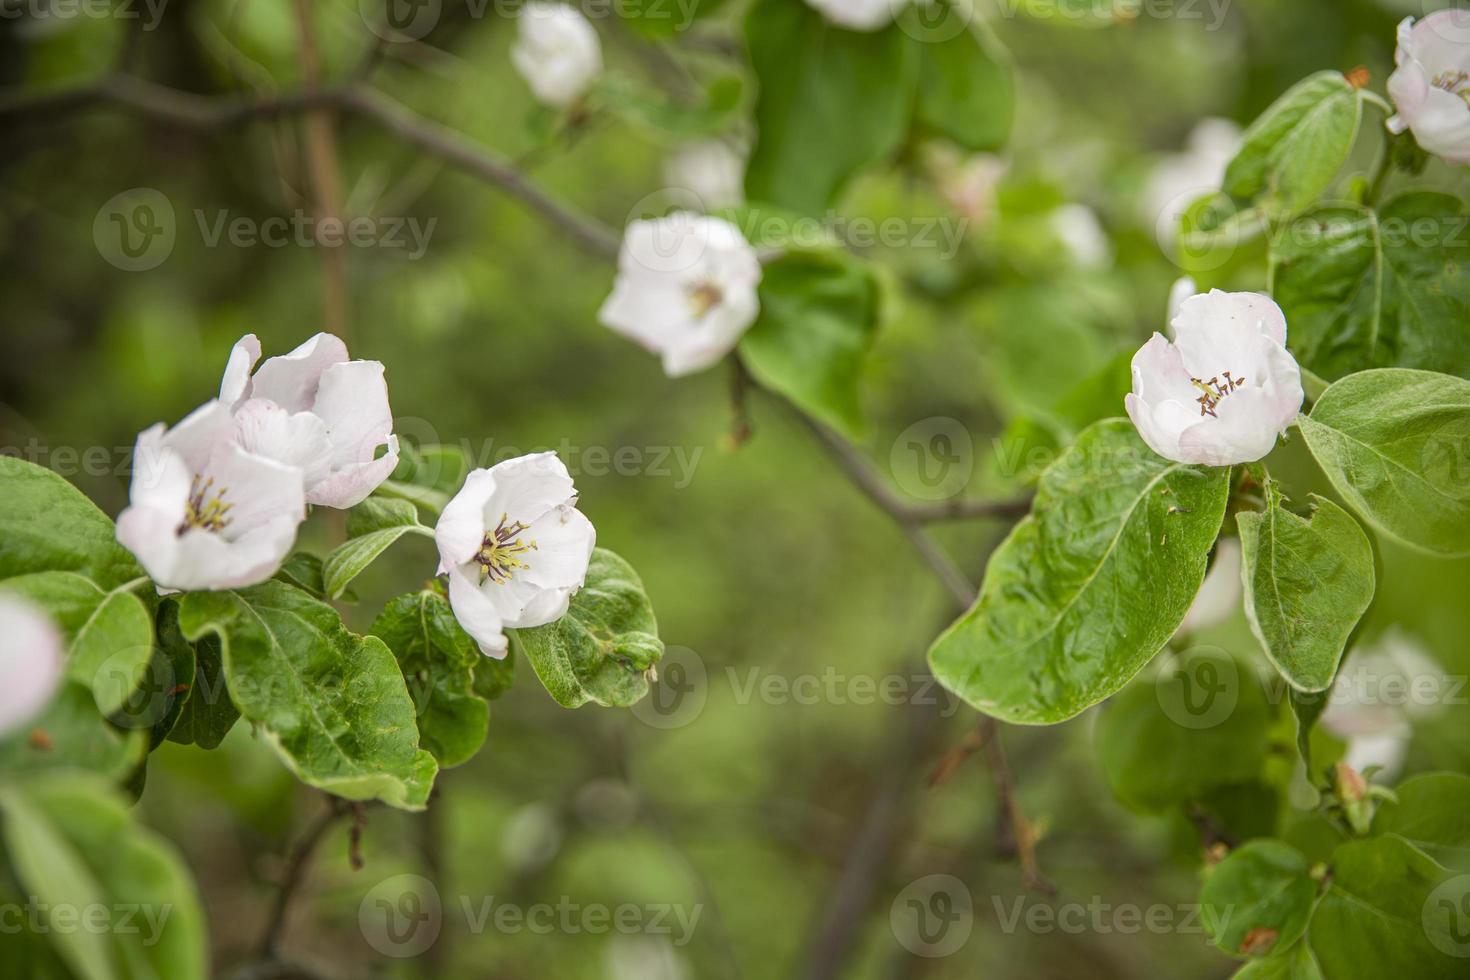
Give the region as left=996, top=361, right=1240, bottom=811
left=1321, top=629, right=1445, bottom=782
left=599, top=212, right=762, bottom=377
left=1125, top=289, right=1303, bottom=466
left=220, top=333, right=400, bottom=509
left=513, top=2, right=602, bottom=108
left=117, top=401, right=307, bottom=591
left=1388, top=11, right=1470, bottom=165
left=434, top=453, right=596, bottom=657
left=0, top=594, right=65, bottom=737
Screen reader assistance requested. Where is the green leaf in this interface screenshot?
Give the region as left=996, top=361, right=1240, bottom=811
left=1, top=572, right=153, bottom=716
left=1308, top=835, right=1461, bottom=979
left=1237, top=483, right=1375, bottom=693
left=1223, top=71, right=1361, bottom=218
left=0, top=457, right=143, bottom=590
left=595, top=73, right=744, bottom=139
left=514, top=548, right=663, bottom=708
left=1203, top=840, right=1319, bottom=959
left=371, top=591, right=492, bottom=768
left=178, top=581, right=436, bottom=810
left=1231, top=941, right=1325, bottom=980
left=740, top=247, right=882, bottom=438
left=928, top=420, right=1231, bottom=724
left=0, top=773, right=208, bottom=980
left=1269, top=193, right=1470, bottom=381
left=274, top=551, right=327, bottom=598
left=744, top=0, right=918, bottom=214
left=323, top=498, right=432, bottom=600
left=164, top=630, right=237, bottom=751
left=0, top=683, right=145, bottom=780
left=391, top=442, right=470, bottom=497
left=1097, top=649, right=1272, bottom=811
left=908, top=11, right=1011, bottom=152
left=1372, top=773, right=1470, bottom=871
left=1296, top=369, right=1470, bottom=556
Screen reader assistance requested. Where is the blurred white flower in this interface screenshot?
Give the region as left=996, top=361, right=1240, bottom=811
left=1050, top=203, right=1113, bottom=268
left=117, top=401, right=306, bottom=592
left=0, top=594, right=65, bottom=737
left=1321, top=629, right=1446, bottom=781
left=1178, top=536, right=1241, bottom=634
left=599, top=212, right=762, bottom=377
left=220, top=333, right=400, bottom=510
left=1388, top=11, right=1470, bottom=165
left=1166, top=276, right=1197, bottom=326
left=512, top=2, right=602, bottom=109
left=1125, top=289, right=1303, bottom=466
left=1142, top=117, right=1243, bottom=246
left=434, top=452, right=596, bottom=657
left=802, top=0, right=902, bottom=31
left=663, top=139, right=746, bottom=210
left=606, top=935, right=689, bottom=980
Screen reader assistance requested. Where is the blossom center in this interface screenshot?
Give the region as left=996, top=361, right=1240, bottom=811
left=178, top=474, right=233, bottom=536
left=687, top=280, right=723, bottom=318
left=1433, top=70, right=1470, bottom=106
left=475, top=513, right=538, bottom=584
left=1190, top=371, right=1248, bottom=418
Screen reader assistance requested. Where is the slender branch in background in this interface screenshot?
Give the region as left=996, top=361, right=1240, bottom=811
left=259, top=796, right=348, bottom=959
left=785, top=406, right=976, bottom=610
left=0, top=66, right=1050, bottom=969
left=291, top=0, right=351, bottom=338
left=979, top=717, right=1054, bottom=894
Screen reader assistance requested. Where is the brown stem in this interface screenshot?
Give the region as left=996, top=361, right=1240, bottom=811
left=259, top=797, right=347, bottom=958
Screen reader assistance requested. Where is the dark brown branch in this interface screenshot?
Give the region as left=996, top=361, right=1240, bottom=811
left=786, top=406, right=976, bottom=610
left=259, top=797, right=348, bottom=959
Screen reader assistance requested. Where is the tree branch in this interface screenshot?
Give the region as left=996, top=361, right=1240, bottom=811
left=259, top=796, right=348, bottom=959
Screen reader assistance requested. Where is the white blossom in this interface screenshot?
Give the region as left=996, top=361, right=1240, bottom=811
left=117, top=401, right=307, bottom=592
left=434, top=452, right=596, bottom=657
left=513, top=2, right=602, bottom=109
left=1178, top=536, right=1242, bottom=634
left=1142, top=117, right=1242, bottom=246
left=1388, top=11, right=1470, bottom=165
left=1050, top=203, right=1113, bottom=268
left=663, top=140, right=745, bottom=210
left=1125, top=289, right=1304, bottom=466
left=599, top=212, right=762, bottom=377
left=0, top=594, right=65, bottom=737
left=220, top=333, right=400, bottom=510
left=1321, top=630, right=1446, bottom=782
left=803, top=0, right=904, bottom=31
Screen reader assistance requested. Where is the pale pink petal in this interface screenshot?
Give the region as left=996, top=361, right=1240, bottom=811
left=248, top=333, right=349, bottom=413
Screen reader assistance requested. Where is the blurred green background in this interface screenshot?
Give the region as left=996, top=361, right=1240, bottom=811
left=3, top=0, right=1469, bottom=977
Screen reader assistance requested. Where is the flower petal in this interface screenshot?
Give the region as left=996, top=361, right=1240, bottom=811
left=248, top=333, right=349, bottom=413
left=435, top=468, right=498, bottom=573
left=447, top=564, right=510, bottom=657
left=219, top=334, right=261, bottom=407
left=0, top=594, right=66, bottom=737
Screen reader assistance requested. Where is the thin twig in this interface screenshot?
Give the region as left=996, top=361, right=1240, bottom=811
left=978, top=718, right=1054, bottom=894
left=786, top=406, right=975, bottom=610
left=259, top=797, right=347, bottom=958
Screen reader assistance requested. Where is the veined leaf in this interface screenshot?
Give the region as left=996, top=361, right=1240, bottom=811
left=323, top=498, right=432, bottom=600
left=1372, top=773, right=1470, bottom=871
left=1270, top=194, right=1470, bottom=381
left=1223, top=71, right=1360, bottom=218
left=514, top=548, right=663, bottom=708
left=0, top=456, right=143, bottom=591
left=178, top=581, right=436, bottom=810
left=371, top=590, right=499, bottom=768
left=1237, top=483, right=1375, bottom=692
left=0, top=683, right=145, bottom=780
left=929, top=420, right=1231, bottom=724
left=1202, top=840, right=1318, bottom=960
left=1297, top=369, right=1470, bottom=557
